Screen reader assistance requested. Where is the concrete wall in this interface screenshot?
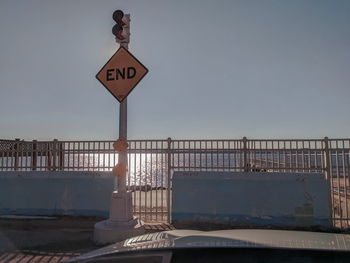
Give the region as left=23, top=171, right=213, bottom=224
left=172, top=172, right=331, bottom=227
left=0, top=171, right=115, bottom=218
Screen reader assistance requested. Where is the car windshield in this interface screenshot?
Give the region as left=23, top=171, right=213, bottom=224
left=0, top=0, right=349, bottom=262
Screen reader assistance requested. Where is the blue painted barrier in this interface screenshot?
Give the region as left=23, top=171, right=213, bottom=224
left=172, top=172, right=331, bottom=227
left=0, top=171, right=115, bottom=217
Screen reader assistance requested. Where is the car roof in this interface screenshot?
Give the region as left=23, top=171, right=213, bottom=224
left=68, top=229, right=350, bottom=262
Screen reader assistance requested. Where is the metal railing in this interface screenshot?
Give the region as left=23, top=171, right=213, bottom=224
left=1, top=137, right=349, bottom=228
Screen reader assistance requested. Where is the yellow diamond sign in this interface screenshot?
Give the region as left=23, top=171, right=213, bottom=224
left=96, top=46, right=148, bottom=102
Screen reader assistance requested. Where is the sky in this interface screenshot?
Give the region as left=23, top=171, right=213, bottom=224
left=0, top=0, right=349, bottom=140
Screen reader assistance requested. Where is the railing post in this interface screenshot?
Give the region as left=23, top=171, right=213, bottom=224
left=46, top=141, right=52, bottom=170
left=167, top=137, right=172, bottom=223
left=53, top=139, right=58, bottom=171
left=324, top=137, right=331, bottom=180
left=323, top=137, right=333, bottom=226
left=243, top=137, right=248, bottom=172
left=59, top=141, right=64, bottom=170
left=32, top=140, right=37, bottom=171
left=14, top=138, right=20, bottom=171
left=0, top=142, right=3, bottom=170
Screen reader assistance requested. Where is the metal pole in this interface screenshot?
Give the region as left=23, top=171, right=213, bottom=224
left=117, top=98, right=127, bottom=192
left=243, top=137, right=248, bottom=172
left=94, top=14, right=145, bottom=244
left=32, top=140, right=37, bottom=171
left=14, top=138, right=20, bottom=171
left=116, top=19, right=130, bottom=193
left=167, top=137, right=172, bottom=223
left=53, top=139, right=58, bottom=171
left=324, top=137, right=333, bottom=226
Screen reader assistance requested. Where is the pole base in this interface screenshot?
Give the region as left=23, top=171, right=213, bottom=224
left=94, top=217, right=144, bottom=245
left=93, top=191, right=144, bottom=245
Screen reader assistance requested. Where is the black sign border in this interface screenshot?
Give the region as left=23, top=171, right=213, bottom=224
left=96, top=46, right=149, bottom=103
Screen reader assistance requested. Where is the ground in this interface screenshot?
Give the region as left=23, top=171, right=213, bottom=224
left=0, top=216, right=174, bottom=263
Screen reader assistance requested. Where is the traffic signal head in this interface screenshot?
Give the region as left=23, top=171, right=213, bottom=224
left=112, top=10, right=130, bottom=43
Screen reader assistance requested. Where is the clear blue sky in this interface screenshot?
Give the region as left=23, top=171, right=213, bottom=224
left=0, top=0, right=349, bottom=140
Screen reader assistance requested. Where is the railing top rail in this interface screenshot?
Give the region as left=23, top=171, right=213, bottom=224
left=127, top=139, right=169, bottom=142
left=1, top=138, right=350, bottom=142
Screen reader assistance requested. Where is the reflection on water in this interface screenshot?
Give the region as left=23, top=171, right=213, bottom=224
left=64, top=151, right=350, bottom=187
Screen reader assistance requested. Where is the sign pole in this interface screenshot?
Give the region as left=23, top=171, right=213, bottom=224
left=117, top=39, right=128, bottom=192
left=117, top=98, right=127, bottom=192
left=94, top=12, right=145, bottom=245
